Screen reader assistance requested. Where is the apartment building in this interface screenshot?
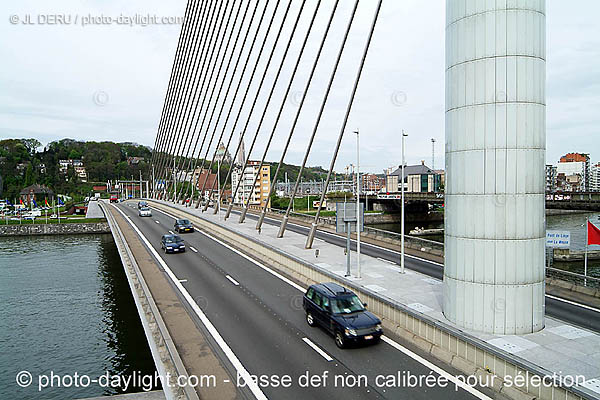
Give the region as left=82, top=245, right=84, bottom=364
left=231, top=161, right=271, bottom=208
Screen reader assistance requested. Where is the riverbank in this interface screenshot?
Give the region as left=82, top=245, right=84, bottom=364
left=0, top=221, right=110, bottom=236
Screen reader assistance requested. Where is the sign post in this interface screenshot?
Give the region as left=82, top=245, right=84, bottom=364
left=336, top=202, right=364, bottom=277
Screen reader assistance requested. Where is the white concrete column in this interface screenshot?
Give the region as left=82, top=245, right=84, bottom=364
left=444, top=0, right=546, bottom=334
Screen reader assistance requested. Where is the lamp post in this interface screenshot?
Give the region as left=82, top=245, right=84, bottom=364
left=401, top=130, right=407, bottom=274
left=355, top=130, right=361, bottom=278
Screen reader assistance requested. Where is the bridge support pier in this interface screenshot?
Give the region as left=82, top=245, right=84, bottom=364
left=444, top=1, right=546, bottom=334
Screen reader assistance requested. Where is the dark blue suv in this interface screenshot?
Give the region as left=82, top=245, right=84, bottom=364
left=303, top=282, right=383, bottom=348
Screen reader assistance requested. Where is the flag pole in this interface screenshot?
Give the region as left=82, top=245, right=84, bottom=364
left=584, top=217, right=589, bottom=287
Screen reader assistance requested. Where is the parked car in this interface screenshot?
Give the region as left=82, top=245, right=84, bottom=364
left=137, top=201, right=148, bottom=209
left=110, top=195, right=118, bottom=203
left=303, top=282, right=383, bottom=348
left=138, top=207, right=152, bottom=217
left=161, top=234, right=185, bottom=253
left=174, top=219, right=194, bottom=233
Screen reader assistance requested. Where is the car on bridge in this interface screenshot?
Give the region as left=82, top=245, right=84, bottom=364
left=137, top=201, right=148, bottom=209
left=109, top=195, right=118, bottom=203
left=138, top=207, right=152, bottom=217
left=161, top=234, right=185, bottom=253
left=303, top=282, right=383, bottom=349
left=174, top=219, right=194, bottom=233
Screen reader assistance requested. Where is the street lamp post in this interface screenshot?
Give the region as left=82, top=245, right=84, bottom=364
left=355, top=130, right=361, bottom=278
left=401, top=130, right=407, bottom=274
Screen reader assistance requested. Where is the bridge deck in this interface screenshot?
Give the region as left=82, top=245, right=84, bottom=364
left=152, top=199, right=600, bottom=397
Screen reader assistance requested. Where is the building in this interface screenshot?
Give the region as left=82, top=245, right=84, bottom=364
left=591, top=163, right=600, bottom=192
left=59, top=159, right=87, bottom=181
left=356, top=173, right=384, bottom=194
left=216, top=142, right=232, bottom=164
left=385, top=162, right=441, bottom=193
left=20, top=184, right=54, bottom=206
left=231, top=161, right=270, bottom=208
left=127, top=156, right=145, bottom=165
left=194, top=168, right=218, bottom=199
left=557, top=153, right=590, bottom=191
left=545, top=165, right=557, bottom=192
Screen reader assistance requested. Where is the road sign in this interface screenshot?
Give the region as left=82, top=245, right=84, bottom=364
left=335, top=202, right=364, bottom=233
left=546, top=230, right=570, bottom=248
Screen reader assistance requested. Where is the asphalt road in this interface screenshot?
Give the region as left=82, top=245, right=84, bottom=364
left=233, top=209, right=600, bottom=333
left=114, top=202, right=498, bottom=400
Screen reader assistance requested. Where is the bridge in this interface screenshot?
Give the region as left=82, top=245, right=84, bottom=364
left=99, top=1, right=600, bottom=400
left=369, top=192, right=600, bottom=212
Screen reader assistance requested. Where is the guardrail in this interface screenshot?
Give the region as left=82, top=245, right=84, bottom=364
left=547, top=267, right=600, bottom=290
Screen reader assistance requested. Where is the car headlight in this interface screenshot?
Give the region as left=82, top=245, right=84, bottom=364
left=179, top=245, right=185, bottom=248
left=375, top=324, right=383, bottom=331
left=344, top=328, right=357, bottom=337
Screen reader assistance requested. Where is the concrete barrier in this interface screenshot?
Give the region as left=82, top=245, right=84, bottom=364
left=150, top=201, right=596, bottom=400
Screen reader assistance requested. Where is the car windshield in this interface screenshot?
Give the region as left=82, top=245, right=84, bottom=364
left=331, top=295, right=365, bottom=314
left=141, top=207, right=150, bottom=211
left=165, top=235, right=182, bottom=244
left=177, top=219, right=190, bottom=225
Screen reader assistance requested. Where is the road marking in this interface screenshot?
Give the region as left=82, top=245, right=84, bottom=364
left=179, top=279, right=188, bottom=283
left=153, top=207, right=305, bottom=293
left=381, top=336, right=493, bottom=400
left=169, top=230, right=174, bottom=234
left=226, top=275, right=239, bottom=286
left=155, top=220, right=160, bottom=224
left=546, top=294, right=600, bottom=313
left=302, top=337, right=333, bottom=362
left=189, top=246, right=198, bottom=253
left=377, top=257, right=396, bottom=264
left=112, top=206, right=268, bottom=400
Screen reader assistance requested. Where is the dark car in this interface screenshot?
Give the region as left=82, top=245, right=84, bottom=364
left=161, top=234, right=185, bottom=253
left=137, top=201, right=148, bottom=209
left=303, top=282, right=382, bottom=348
left=174, top=219, right=194, bottom=233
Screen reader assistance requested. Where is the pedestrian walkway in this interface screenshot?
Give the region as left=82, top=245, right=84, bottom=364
left=154, top=200, right=600, bottom=397
left=86, top=200, right=105, bottom=219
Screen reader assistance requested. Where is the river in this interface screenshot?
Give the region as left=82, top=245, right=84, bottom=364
left=0, top=234, right=157, bottom=399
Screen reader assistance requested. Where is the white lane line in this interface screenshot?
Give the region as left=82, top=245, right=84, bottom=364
left=381, top=336, right=492, bottom=400
left=112, top=206, right=268, bottom=400
left=302, top=337, right=333, bottom=362
left=179, top=279, right=188, bottom=283
left=226, top=275, right=240, bottom=286
left=155, top=220, right=160, bottom=224
left=168, top=230, right=175, bottom=234
left=546, top=294, right=600, bottom=313
left=377, top=257, right=396, bottom=264
left=189, top=246, right=198, bottom=253
left=153, top=207, right=305, bottom=293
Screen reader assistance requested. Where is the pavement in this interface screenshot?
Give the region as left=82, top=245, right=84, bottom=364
left=113, top=201, right=499, bottom=400
left=85, top=200, right=105, bottom=219
left=148, top=199, right=600, bottom=398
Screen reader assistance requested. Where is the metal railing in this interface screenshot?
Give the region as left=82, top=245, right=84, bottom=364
left=547, top=267, right=600, bottom=289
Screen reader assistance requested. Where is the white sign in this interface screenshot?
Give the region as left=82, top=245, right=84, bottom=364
left=546, top=230, right=570, bottom=248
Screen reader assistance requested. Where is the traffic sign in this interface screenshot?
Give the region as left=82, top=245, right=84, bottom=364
left=546, top=230, right=570, bottom=248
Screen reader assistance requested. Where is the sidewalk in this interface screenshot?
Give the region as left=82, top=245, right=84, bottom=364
left=155, top=200, right=600, bottom=397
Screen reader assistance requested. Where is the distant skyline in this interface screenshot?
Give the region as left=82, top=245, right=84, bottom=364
left=1, top=1, right=599, bottom=174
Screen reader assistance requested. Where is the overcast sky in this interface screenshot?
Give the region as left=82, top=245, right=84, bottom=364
left=1, top=1, right=599, bottom=174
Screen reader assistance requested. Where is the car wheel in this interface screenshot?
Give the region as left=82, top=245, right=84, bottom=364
left=335, top=331, right=346, bottom=349
left=306, top=313, right=316, bottom=327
